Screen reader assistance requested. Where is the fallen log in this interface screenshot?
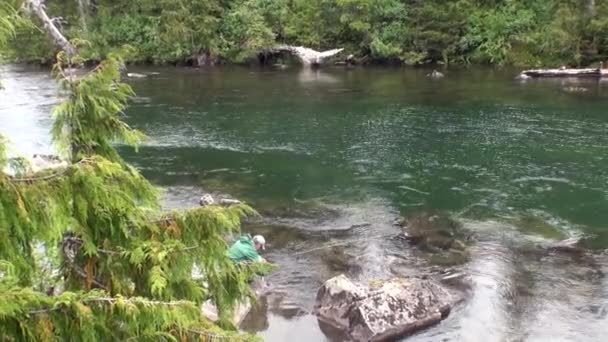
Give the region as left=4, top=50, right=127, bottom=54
left=520, top=67, right=608, bottom=78
left=269, top=45, right=344, bottom=67
left=25, top=0, right=77, bottom=56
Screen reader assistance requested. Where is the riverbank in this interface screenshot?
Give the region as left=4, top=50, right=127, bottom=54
left=6, top=0, right=608, bottom=69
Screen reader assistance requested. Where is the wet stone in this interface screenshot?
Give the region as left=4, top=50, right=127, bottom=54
left=315, top=274, right=457, bottom=341
left=399, top=210, right=473, bottom=266
left=320, top=246, right=362, bottom=274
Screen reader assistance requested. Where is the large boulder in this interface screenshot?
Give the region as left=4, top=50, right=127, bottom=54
left=201, top=277, right=268, bottom=326
left=314, top=274, right=456, bottom=341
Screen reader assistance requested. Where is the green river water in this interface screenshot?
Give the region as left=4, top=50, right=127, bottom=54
left=1, top=65, right=607, bottom=341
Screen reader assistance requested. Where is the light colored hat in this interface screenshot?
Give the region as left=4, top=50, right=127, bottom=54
left=253, top=235, right=266, bottom=250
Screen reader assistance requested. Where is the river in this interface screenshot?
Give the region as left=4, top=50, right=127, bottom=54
left=1, top=64, right=607, bottom=341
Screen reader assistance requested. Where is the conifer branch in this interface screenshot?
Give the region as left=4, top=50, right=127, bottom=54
left=6, top=158, right=91, bottom=183
left=24, top=297, right=195, bottom=315
left=9, top=167, right=70, bottom=182
left=21, top=297, right=248, bottom=340
left=96, top=245, right=200, bottom=256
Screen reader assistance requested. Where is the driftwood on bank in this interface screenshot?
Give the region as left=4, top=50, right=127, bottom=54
left=519, top=67, right=608, bottom=78
left=25, top=0, right=77, bottom=56
left=270, top=45, right=344, bottom=67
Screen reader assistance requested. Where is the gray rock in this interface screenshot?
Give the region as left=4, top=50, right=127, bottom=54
left=545, top=237, right=586, bottom=255
left=219, top=198, right=241, bottom=206
left=315, top=274, right=455, bottom=341
left=399, top=210, right=472, bottom=264
left=30, top=154, right=68, bottom=173
left=427, top=69, right=444, bottom=78
left=126, top=72, right=147, bottom=78
left=320, top=246, right=362, bottom=274
left=201, top=276, right=268, bottom=326
left=199, top=193, right=241, bottom=207
left=199, top=193, right=216, bottom=206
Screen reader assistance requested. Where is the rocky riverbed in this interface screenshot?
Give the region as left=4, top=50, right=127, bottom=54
left=232, top=197, right=608, bottom=341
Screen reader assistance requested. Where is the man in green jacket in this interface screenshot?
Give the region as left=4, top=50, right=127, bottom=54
left=228, top=234, right=266, bottom=263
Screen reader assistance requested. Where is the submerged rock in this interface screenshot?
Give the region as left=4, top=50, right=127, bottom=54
left=320, top=246, right=362, bottom=274
left=516, top=216, right=567, bottom=240
left=544, top=237, right=587, bottom=256
left=399, top=210, right=473, bottom=265
left=315, top=274, right=456, bottom=341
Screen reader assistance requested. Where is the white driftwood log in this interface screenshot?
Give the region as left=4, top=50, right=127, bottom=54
left=520, top=67, right=607, bottom=78
left=274, top=45, right=344, bottom=66
left=25, top=0, right=77, bottom=56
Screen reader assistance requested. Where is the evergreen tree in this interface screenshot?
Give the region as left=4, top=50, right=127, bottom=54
left=1, top=8, right=263, bottom=340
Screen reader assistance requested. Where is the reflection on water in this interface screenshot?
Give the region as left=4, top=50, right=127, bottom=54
left=297, top=68, right=340, bottom=84
left=2, top=64, right=608, bottom=341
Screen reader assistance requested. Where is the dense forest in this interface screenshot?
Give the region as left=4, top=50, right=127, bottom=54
left=3, top=0, right=608, bottom=67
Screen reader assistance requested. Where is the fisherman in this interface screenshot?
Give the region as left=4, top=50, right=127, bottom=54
left=228, top=234, right=266, bottom=263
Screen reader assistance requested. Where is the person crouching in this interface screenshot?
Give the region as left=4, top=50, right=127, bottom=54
left=228, top=234, right=266, bottom=263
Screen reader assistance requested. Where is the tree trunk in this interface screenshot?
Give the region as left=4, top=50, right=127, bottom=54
left=585, top=0, right=596, bottom=18
left=78, top=0, right=88, bottom=32
left=26, top=0, right=77, bottom=56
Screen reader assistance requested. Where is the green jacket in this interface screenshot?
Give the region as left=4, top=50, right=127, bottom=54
left=228, top=235, right=261, bottom=263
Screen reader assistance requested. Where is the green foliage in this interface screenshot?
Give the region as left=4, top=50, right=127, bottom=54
left=0, top=135, right=6, bottom=167
left=156, top=0, right=223, bottom=60
left=1, top=0, right=51, bottom=63
left=6, top=0, right=608, bottom=66
left=0, top=284, right=257, bottom=341
left=52, top=52, right=144, bottom=162
left=219, top=0, right=275, bottom=62
left=0, top=3, right=17, bottom=50
left=0, top=49, right=266, bottom=339
left=462, top=2, right=537, bottom=65
left=248, top=261, right=278, bottom=276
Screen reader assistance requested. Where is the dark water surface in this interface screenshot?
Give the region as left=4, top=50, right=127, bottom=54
left=1, top=65, right=608, bottom=341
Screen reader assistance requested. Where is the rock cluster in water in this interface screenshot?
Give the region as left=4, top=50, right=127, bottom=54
left=427, top=69, right=445, bottom=78
left=399, top=210, right=473, bottom=266
left=199, top=193, right=242, bottom=207
left=314, top=274, right=457, bottom=341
